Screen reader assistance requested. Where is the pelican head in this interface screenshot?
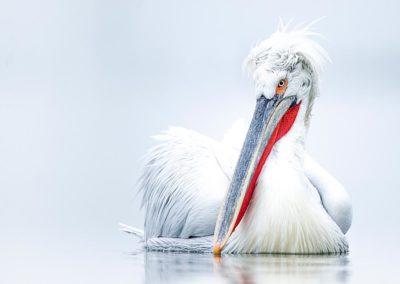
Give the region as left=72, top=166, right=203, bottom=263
left=213, top=24, right=330, bottom=254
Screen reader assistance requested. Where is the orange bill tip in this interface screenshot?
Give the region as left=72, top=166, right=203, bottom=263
left=213, top=243, right=222, bottom=255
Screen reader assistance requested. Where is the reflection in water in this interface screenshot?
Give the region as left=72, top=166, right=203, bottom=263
left=132, top=250, right=350, bottom=284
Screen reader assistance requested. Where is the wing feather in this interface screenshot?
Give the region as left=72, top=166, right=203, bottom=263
left=304, top=153, right=352, bottom=234
left=138, top=127, right=238, bottom=240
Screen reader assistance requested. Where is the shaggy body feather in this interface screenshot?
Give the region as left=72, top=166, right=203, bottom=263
left=138, top=125, right=350, bottom=253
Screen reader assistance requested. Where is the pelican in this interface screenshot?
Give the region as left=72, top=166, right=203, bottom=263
left=133, top=23, right=352, bottom=254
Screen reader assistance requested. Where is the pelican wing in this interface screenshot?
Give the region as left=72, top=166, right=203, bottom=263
left=304, top=153, right=352, bottom=234
left=139, top=127, right=239, bottom=240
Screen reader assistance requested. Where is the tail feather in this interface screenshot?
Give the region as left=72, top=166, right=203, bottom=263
left=119, top=223, right=213, bottom=253
left=119, top=223, right=144, bottom=241
left=145, top=236, right=213, bottom=253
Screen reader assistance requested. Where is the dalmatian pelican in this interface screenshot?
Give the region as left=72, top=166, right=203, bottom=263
left=132, top=22, right=352, bottom=254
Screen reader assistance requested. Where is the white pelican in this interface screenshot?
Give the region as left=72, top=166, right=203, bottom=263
left=134, top=23, right=352, bottom=254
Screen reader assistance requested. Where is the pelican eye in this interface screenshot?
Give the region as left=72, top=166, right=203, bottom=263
left=276, top=79, right=288, bottom=95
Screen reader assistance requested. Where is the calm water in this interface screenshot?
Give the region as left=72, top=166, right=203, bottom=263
left=123, top=235, right=398, bottom=284
left=131, top=251, right=350, bottom=284
left=3, top=231, right=397, bottom=283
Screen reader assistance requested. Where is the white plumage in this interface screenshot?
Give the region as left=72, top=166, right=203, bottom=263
left=140, top=127, right=235, bottom=239
left=135, top=22, right=352, bottom=254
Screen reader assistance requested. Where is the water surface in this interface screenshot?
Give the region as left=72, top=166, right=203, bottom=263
left=130, top=250, right=350, bottom=284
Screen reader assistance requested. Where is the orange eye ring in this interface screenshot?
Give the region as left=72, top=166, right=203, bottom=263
left=276, top=79, right=288, bottom=95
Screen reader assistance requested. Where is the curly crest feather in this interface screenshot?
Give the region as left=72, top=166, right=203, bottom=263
left=244, top=20, right=331, bottom=77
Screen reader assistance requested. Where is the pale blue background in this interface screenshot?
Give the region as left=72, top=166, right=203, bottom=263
left=0, top=0, right=399, bottom=283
